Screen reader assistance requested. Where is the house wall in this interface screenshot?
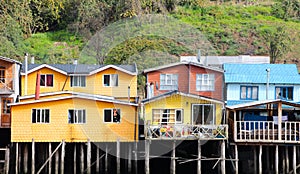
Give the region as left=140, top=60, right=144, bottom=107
left=11, top=98, right=138, bottom=142
left=144, top=94, right=223, bottom=125
left=0, top=59, right=14, bottom=90
left=189, top=66, right=223, bottom=100
left=21, top=67, right=137, bottom=99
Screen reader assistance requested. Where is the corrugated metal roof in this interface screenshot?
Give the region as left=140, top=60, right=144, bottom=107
left=224, top=64, right=300, bottom=84
left=226, top=99, right=300, bottom=110
left=0, top=56, right=22, bottom=64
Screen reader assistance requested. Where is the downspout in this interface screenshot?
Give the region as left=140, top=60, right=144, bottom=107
left=24, top=53, right=28, bottom=95
left=188, top=63, right=190, bottom=93
left=134, top=105, right=137, bottom=141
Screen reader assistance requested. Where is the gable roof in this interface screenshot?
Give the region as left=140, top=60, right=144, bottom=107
left=0, top=56, right=21, bottom=64
left=141, top=90, right=223, bottom=104
left=143, top=61, right=223, bottom=74
left=21, top=63, right=138, bottom=75
left=224, top=63, right=300, bottom=84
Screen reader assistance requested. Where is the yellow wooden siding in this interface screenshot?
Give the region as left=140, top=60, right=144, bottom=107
left=11, top=98, right=138, bottom=142
left=144, top=94, right=223, bottom=125
left=22, top=67, right=137, bottom=98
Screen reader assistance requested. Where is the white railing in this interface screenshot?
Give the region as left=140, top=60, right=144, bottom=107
left=235, top=121, right=300, bottom=143
left=145, top=124, right=228, bottom=140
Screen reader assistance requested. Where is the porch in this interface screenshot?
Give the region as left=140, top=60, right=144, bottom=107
left=145, top=124, right=228, bottom=140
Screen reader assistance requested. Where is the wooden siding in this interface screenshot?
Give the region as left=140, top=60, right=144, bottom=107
left=144, top=94, right=223, bottom=125
left=21, top=67, right=137, bottom=99
left=11, top=98, right=138, bottom=142
left=0, top=59, right=14, bottom=91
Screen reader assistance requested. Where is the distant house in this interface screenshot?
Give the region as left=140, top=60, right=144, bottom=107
left=143, top=61, right=224, bottom=101
left=224, top=63, right=300, bottom=106
left=0, top=56, right=21, bottom=128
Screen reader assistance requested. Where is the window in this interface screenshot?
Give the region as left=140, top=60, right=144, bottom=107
left=192, top=104, right=214, bottom=125
left=104, top=109, right=121, bottom=123
left=0, top=67, right=5, bottom=83
left=32, top=109, right=50, bottom=123
left=196, top=74, right=215, bottom=91
left=275, top=87, right=293, bottom=100
left=2, top=98, right=12, bottom=114
left=68, top=109, right=86, bottom=123
left=40, top=74, right=53, bottom=87
left=240, top=86, right=258, bottom=100
left=152, top=109, right=183, bottom=125
left=160, top=74, right=178, bottom=90
left=103, top=74, right=118, bottom=87
left=70, top=75, right=86, bottom=87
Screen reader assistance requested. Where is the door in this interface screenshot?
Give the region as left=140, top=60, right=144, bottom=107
left=2, top=98, right=12, bottom=127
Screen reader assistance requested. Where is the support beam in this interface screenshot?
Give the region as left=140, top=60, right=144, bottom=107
left=74, top=144, right=76, bottom=174
left=80, top=144, right=84, bottom=174
left=61, top=140, right=65, bottom=174
left=24, top=144, right=28, bottom=174
left=171, top=141, right=176, bottom=174
left=117, top=139, right=120, bottom=174
left=235, top=145, right=238, bottom=174
left=234, top=111, right=237, bottom=141
left=198, top=140, right=201, bottom=174
left=275, top=145, right=278, bottom=174
left=55, top=149, right=59, bottom=174
left=105, top=144, right=108, bottom=174
left=293, top=146, right=297, bottom=174
left=278, top=102, right=282, bottom=140
left=145, top=140, right=150, bottom=174
left=128, top=143, right=132, bottom=174
left=49, top=143, right=52, bottom=174
left=87, top=139, right=91, bottom=174
left=32, top=139, right=35, bottom=174
left=15, top=143, right=19, bottom=174
left=5, top=146, right=10, bottom=174
left=253, top=146, right=257, bottom=174
left=286, top=146, right=289, bottom=174
left=221, top=141, right=226, bottom=174
left=259, top=145, right=262, bottom=174
left=96, top=146, right=100, bottom=174
left=134, top=142, right=138, bottom=174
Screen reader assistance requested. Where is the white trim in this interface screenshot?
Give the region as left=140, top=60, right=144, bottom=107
left=103, top=108, right=121, bottom=123
left=90, top=65, right=137, bottom=76
left=102, top=74, right=119, bottom=87
left=191, top=104, right=215, bottom=125
left=31, top=108, right=50, bottom=124
left=68, top=108, right=86, bottom=124
left=21, top=64, right=67, bottom=75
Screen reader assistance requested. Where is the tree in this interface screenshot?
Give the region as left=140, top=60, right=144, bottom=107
left=262, top=26, right=291, bottom=64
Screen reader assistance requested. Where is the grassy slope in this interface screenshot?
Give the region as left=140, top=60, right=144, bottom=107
left=25, top=4, right=300, bottom=66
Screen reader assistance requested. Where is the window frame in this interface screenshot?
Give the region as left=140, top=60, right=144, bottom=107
left=196, top=74, right=215, bottom=91
left=0, top=67, right=5, bottom=83
left=159, top=74, right=178, bottom=90
left=240, top=86, right=259, bottom=100
left=68, top=109, right=86, bottom=124
left=40, top=74, right=54, bottom=87
left=152, top=109, right=183, bottom=125
left=192, top=104, right=215, bottom=125
left=103, top=74, right=118, bottom=87
left=275, top=86, right=294, bottom=101
left=70, top=75, right=86, bottom=87
left=2, top=98, right=12, bottom=115
left=103, top=108, right=121, bottom=123
left=32, top=108, right=50, bottom=124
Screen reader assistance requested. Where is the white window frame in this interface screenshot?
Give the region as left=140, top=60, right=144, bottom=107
left=192, top=104, right=215, bottom=125
left=103, top=109, right=121, bottom=123
left=40, top=74, right=54, bottom=87
left=196, top=74, right=215, bottom=91
left=68, top=109, right=86, bottom=124
left=152, top=109, right=183, bottom=125
left=160, top=74, right=178, bottom=90
left=103, top=74, right=118, bottom=87
left=32, top=109, right=50, bottom=123
left=70, top=75, right=86, bottom=87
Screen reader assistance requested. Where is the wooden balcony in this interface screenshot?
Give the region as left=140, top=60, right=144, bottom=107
left=0, top=78, right=14, bottom=94
left=235, top=121, right=300, bottom=143
left=145, top=124, right=228, bottom=140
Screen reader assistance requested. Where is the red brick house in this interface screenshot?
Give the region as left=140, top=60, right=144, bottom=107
left=143, top=61, right=224, bottom=101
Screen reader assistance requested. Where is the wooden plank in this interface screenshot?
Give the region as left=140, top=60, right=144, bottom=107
left=198, top=140, right=201, bottom=174
left=24, top=144, right=28, bottom=173
left=221, top=141, right=225, bottom=174
left=278, top=102, right=282, bottom=140
left=87, top=140, right=91, bottom=174
left=275, top=145, right=278, bottom=174
left=55, top=148, right=59, bottom=174
left=235, top=145, right=238, bottom=174
left=49, top=143, right=52, bottom=174
left=286, top=146, right=289, bottom=174
left=171, top=141, right=176, bottom=174
left=128, top=143, right=132, bottom=174
left=74, top=144, right=76, bottom=174
left=259, top=145, right=262, bottom=174
left=105, top=144, right=108, bottom=174
left=134, top=142, right=138, bottom=174
left=117, top=139, right=120, bottom=174
left=4, top=147, right=9, bottom=174
left=61, top=140, right=65, bottom=174
left=96, top=146, right=100, bottom=174
left=293, top=146, right=297, bottom=174
left=32, top=139, right=35, bottom=174
left=15, top=143, right=18, bottom=174
left=80, top=144, right=84, bottom=174
left=145, top=140, right=150, bottom=174
left=253, top=146, right=257, bottom=174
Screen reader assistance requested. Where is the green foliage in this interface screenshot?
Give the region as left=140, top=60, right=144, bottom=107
left=271, top=0, right=300, bottom=21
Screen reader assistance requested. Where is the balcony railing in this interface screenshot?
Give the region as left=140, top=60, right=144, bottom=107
left=145, top=124, right=228, bottom=140
left=235, top=121, right=300, bottom=143
left=0, top=78, right=13, bottom=93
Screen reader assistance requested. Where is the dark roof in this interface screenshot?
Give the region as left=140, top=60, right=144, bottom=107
left=21, top=63, right=137, bottom=74
left=0, top=56, right=21, bottom=64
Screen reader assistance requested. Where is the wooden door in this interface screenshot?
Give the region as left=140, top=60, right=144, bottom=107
left=1, top=98, right=12, bottom=127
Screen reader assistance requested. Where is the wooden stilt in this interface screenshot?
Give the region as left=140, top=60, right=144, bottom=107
left=117, top=139, right=120, bottom=174
left=275, top=145, right=278, bottom=174
left=61, top=140, right=65, bottom=174
left=49, top=143, right=52, bottom=174
left=87, top=139, right=91, bottom=174
left=96, top=146, right=100, bottom=174
left=259, top=145, right=262, bottom=174
left=286, top=146, right=289, bottom=174
left=55, top=148, right=59, bottom=174
left=15, top=143, right=18, bottom=174
left=282, top=146, right=286, bottom=174
left=32, top=139, right=35, bottom=174
left=198, top=140, right=201, bottom=174
left=235, top=145, right=238, bottom=174
left=80, top=143, right=84, bottom=174
left=253, top=146, right=257, bottom=174
left=18, top=143, right=21, bottom=173
left=74, top=144, right=76, bottom=174
left=221, top=141, right=226, bottom=174
left=134, top=142, right=138, bottom=174
left=293, top=146, right=297, bottom=174
left=128, top=143, right=132, bottom=174
left=145, top=140, right=150, bottom=174
left=5, top=146, right=10, bottom=174
left=24, top=144, right=28, bottom=174
left=171, top=141, right=176, bottom=174
left=266, top=147, right=270, bottom=171
left=105, top=143, right=108, bottom=174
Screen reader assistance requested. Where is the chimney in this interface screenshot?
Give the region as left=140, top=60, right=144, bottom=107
left=197, top=49, right=201, bottom=63
left=35, top=71, right=40, bottom=100
left=31, top=56, right=35, bottom=64
left=24, top=53, right=28, bottom=95
left=73, top=59, right=78, bottom=65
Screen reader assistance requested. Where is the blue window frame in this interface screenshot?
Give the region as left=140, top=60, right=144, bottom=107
left=240, top=86, right=258, bottom=100
left=275, top=86, right=293, bottom=100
